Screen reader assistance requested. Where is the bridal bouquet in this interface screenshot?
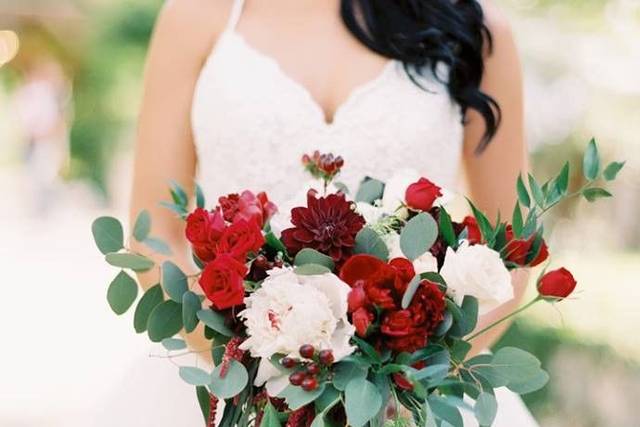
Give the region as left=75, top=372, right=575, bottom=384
left=92, top=140, right=623, bottom=427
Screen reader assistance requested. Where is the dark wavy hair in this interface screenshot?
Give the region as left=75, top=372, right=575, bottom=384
left=340, top=0, right=500, bottom=152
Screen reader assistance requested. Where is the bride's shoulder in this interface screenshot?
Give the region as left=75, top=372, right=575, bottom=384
left=153, top=0, right=235, bottom=58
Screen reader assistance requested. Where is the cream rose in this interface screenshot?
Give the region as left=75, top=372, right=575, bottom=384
left=439, top=241, right=513, bottom=314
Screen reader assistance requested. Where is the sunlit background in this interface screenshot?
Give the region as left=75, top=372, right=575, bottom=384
left=0, top=0, right=638, bottom=426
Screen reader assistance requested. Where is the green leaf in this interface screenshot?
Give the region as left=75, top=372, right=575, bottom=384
left=459, top=296, right=479, bottom=336
left=507, top=369, right=549, bottom=394
left=439, top=208, right=457, bottom=247
left=105, top=253, right=155, bottom=272
left=107, top=271, right=138, bottom=315
left=162, top=338, right=187, bottom=351
left=352, top=336, right=382, bottom=365
left=294, top=264, right=332, bottom=276
left=401, top=275, right=422, bottom=309
left=134, top=284, right=163, bottom=333
left=474, top=392, right=497, bottom=426
left=160, top=201, right=188, bottom=217
left=161, top=261, right=188, bottom=303
left=583, top=138, right=600, bottom=181
left=556, top=162, right=570, bottom=195
left=147, top=300, right=183, bottom=342
left=314, top=385, right=341, bottom=413
left=603, top=161, right=625, bottom=181
left=428, top=396, right=463, bottom=427
left=354, top=227, right=389, bottom=261
left=92, top=216, right=124, bottom=255
left=182, top=291, right=201, bottom=333
left=400, top=213, right=438, bottom=260
left=133, top=210, right=151, bottom=242
left=210, top=360, right=249, bottom=399
left=143, top=237, right=172, bottom=256
left=170, top=180, right=189, bottom=207
left=450, top=339, right=472, bottom=363
left=196, top=386, right=211, bottom=423
left=261, top=402, right=282, bottom=427
left=294, top=248, right=335, bottom=271
left=528, top=174, right=545, bottom=208
left=489, top=347, right=543, bottom=386
left=355, top=178, right=385, bottom=203
left=583, top=187, right=613, bottom=202
left=265, top=232, right=289, bottom=259
left=180, top=366, right=212, bottom=386
left=516, top=175, right=530, bottom=208
left=467, top=200, right=494, bottom=245
left=195, top=184, right=206, bottom=209
left=333, top=361, right=369, bottom=391
left=197, top=309, right=233, bottom=337
left=212, top=346, right=225, bottom=365
left=411, top=364, right=449, bottom=383
left=512, top=202, right=523, bottom=238
left=278, top=383, right=326, bottom=411
left=345, top=378, right=382, bottom=427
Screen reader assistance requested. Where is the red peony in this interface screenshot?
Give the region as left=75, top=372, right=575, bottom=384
left=281, top=191, right=365, bottom=264
left=199, top=254, right=248, bottom=310
left=216, top=219, right=265, bottom=261
left=185, top=208, right=226, bottom=262
left=461, top=216, right=482, bottom=244
left=504, top=226, right=549, bottom=267
left=538, top=268, right=577, bottom=299
left=405, top=178, right=442, bottom=211
left=219, top=190, right=277, bottom=228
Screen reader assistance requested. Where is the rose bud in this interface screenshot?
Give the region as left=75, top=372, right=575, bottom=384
left=289, top=372, right=305, bottom=386
left=352, top=307, right=373, bottom=337
left=405, top=178, right=443, bottom=211
left=347, top=283, right=368, bottom=312
left=299, top=344, right=315, bottom=359
left=461, top=216, right=482, bottom=244
left=318, top=349, right=334, bottom=366
left=301, top=377, right=318, bottom=391
left=538, top=268, right=577, bottom=300
left=392, top=373, right=414, bottom=391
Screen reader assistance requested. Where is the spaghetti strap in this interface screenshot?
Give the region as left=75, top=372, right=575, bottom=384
left=226, top=0, right=246, bottom=32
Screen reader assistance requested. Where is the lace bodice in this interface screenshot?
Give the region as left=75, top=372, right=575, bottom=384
left=191, top=0, right=464, bottom=208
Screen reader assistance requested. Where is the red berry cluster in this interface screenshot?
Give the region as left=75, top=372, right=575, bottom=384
left=302, top=151, right=345, bottom=181
left=281, top=345, right=335, bottom=392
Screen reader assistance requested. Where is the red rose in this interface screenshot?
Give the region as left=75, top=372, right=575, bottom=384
left=504, top=226, right=549, bottom=267
left=185, top=208, right=226, bottom=262
left=405, top=178, right=442, bottom=211
left=538, top=268, right=577, bottom=299
left=199, top=254, right=248, bottom=310
left=219, top=190, right=278, bottom=228
left=216, top=219, right=265, bottom=261
left=381, top=310, right=414, bottom=337
left=389, top=257, right=416, bottom=294
left=408, top=280, right=446, bottom=336
left=461, top=216, right=482, bottom=244
left=352, top=307, right=374, bottom=337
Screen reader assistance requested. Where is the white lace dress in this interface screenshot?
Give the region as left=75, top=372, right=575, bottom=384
left=97, top=0, right=539, bottom=425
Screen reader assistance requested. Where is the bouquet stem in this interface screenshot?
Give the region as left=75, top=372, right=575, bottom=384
left=466, top=297, right=540, bottom=341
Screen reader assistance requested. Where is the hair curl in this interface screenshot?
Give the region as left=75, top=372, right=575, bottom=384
left=341, top=0, right=501, bottom=152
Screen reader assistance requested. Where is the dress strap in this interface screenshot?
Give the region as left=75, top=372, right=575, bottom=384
left=226, top=0, right=246, bottom=32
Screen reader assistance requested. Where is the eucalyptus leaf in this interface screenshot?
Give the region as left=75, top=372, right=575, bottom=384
left=355, top=178, right=385, bottom=203
left=105, top=253, right=155, bottom=272
left=428, top=396, right=463, bottom=427
left=603, top=161, right=625, bottom=181
left=474, top=392, right=497, bottom=426
left=182, top=291, right=201, bottom=333
left=197, top=309, right=233, bottom=337
left=161, top=261, right=188, bottom=303
left=294, top=264, right=332, bottom=276
left=583, top=138, right=600, bottom=181
left=345, top=378, right=382, bottom=427
left=107, top=271, right=138, bottom=315
left=133, top=284, right=163, bottom=333
left=261, top=402, right=282, bottom=427
left=278, top=383, right=326, bottom=411
left=400, top=213, right=438, bottom=261
left=133, top=210, right=152, bottom=242
left=162, top=338, right=187, bottom=351
left=354, top=227, right=389, bottom=261
left=92, top=216, right=124, bottom=255
left=210, top=360, right=249, bottom=399
left=507, top=369, right=549, bottom=394
left=180, top=366, right=212, bottom=386
left=143, top=237, right=172, bottom=256
left=401, top=275, right=422, bottom=309
left=333, top=361, right=369, bottom=391
left=294, top=248, right=335, bottom=270
left=147, top=300, right=183, bottom=342
left=489, top=347, right=543, bottom=386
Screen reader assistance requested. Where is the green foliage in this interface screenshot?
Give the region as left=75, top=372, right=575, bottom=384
left=147, top=300, right=183, bottom=342
left=182, top=291, right=201, bottom=333
left=161, top=261, right=188, bottom=303
left=196, top=386, right=211, bottom=423
left=106, top=253, right=155, bottom=272
left=400, top=213, right=438, bottom=260
left=180, top=366, right=212, bottom=386
left=261, top=402, right=282, bottom=427
left=132, top=210, right=151, bottom=242
left=345, top=378, right=382, bottom=427
left=162, top=338, right=187, bottom=351
left=294, top=249, right=335, bottom=271
left=355, top=178, right=385, bottom=203
left=293, top=264, right=332, bottom=276
left=401, top=275, right=422, bottom=309
left=583, top=138, right=600, bottom=181
left=333, top=361, right=369, bottom=391
left=92, top=217, right=124, bottom=255
left=142, top=237, right=172, bottom=256
left=474, top=392, right=498, bottom=426
left=197, top=309, right=233, bottom=337
left=210, top=361, right=249, bottom=399
left=438, top=208, right=457, bottom=248
left=603, top=161, right=625, bottom=181
left=107, top=271, right=138, bottom=315
left=133, top=284, right=163, bottom=333
left=278, top=384, right=326, bottom=411
left=354, top=227, right=389, bottom=261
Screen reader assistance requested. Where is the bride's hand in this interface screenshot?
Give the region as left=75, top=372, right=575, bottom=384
left=466, top=268, right=531, bottom=359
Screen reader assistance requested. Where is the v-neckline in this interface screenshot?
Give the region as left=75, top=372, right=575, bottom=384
left=225, top=30, right=397, bottom=127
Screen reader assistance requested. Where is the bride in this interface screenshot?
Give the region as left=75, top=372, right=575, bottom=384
left=119, top=0, right=538, bottom=425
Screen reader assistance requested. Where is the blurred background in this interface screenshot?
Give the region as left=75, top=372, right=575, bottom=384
left=0, top=0, right=638, bottom=426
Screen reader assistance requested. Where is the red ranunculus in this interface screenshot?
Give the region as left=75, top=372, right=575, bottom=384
left=381, top=310, right=415, bottom=337
left=408, top=280, right=446, bottom=336
left=461, top=216, right=482, bottom=244
left=389, top=257, right=416, bottom=294
left=347, top=282, right=368, bottom=312
left=405, top=178, right=442, bottom=211
left=185, top=208, right=226, bottom=262
left=340, top=254, right=386, bottom=286
left=538, top=268, right=577, bottom=299
left=199, top=254, right=248, bottom=310
left=216, top=219, right=265, bottom=261
left=219, top=190, right=278, bottom=228
left=352, top=307, right=374, bottom=337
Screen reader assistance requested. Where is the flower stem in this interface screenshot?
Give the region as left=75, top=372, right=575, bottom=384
left=466, top=297, right=541, bottom=341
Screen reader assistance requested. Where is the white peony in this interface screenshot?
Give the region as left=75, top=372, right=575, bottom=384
left=439, top=241, right=513, bottom=315
left=239, top=268, right=355, bottom=395
left=384, top=232, right=438, bottom=274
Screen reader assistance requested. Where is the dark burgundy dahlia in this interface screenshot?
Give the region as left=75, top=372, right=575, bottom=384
left=281, top=191, right=365, bottom=264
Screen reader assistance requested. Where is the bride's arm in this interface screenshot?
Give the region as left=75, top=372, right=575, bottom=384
left=462, top=2, right=528, bottom=357
left=130, top=0, right=232, bottom=361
